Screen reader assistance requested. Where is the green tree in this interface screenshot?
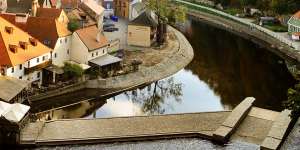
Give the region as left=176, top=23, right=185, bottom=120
left=239, top=0, right=257, bottom=7
left=63, top=62, right=84, bottom=79
left=68, top=19, right=80, bottom=32
left=145, top=0, right=187, bottom=45
left=284, top=83, right=300, bottom=119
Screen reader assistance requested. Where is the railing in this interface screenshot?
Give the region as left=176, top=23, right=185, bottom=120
left=173, top=0, right=300, bottom=50
left=24, top=61, right=51, bottom=75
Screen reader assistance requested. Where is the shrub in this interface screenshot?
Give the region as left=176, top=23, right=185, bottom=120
left=63, top=62, right=84, bottom=79
left=284, top=83, right=300, bottom=119
left=68, top=19, right=80, bottom=32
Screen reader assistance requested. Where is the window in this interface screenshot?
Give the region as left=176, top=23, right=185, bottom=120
left=37, top=57, right=39, bottom=63
left=19, top=76, right=22, bottom=79
left=92, top=53, right=94, bottom=57
left=37, top=72, right=40, bottom=78
left=60, top=39, right=62, bottom=44
left=65, top=38, right=67, bottom=43
left=96, top=52, right=98, bottom=56
left=11, top=67, right=14, bottom=73
left=54, top=53, right=57, bottom=58
left=42, top=56, right=45, bottom=61
left=28, top=61, right=30, bottom=67
left=103, top=50, right=105, bottom=53
left=19, top=64, right=22, bottom=70
left=67, top=49, right=70, bottom=54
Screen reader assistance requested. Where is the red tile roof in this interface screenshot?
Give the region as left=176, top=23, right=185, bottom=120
left=0, top=13, right=71, bottom=49
left=36, top=8, right=63, bottom=18
left=0, top=16, right=52, bottom=67
left=293, top=11, right=300, bottom=19
left=76, top=25, right=108, bottom=51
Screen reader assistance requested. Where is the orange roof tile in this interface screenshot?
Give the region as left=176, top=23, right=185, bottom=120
left=0, top=13, right=71, bottom=49
left=0, top=17, right=52, bottom=67
left=36, top=8, right=63, bottom=18
left=293, top=11, right=300, bottom=19
left=76, top=25, right=108, bottom=51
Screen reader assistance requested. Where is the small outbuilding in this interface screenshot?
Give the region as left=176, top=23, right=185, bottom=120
left=127, top=11, right=158, bottom=47
left=288, top=11, right=300, bottom=41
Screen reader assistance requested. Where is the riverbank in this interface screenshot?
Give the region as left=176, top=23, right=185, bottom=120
left=29, top=26, right=194, bottom=102
left=174, top=0, right=300, bottom=65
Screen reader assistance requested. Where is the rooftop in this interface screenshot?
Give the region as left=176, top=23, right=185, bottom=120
left=130, top=11, right=158, bottom=27
left=0, top=16, right=52, bottom=67
left=89, top=54, right=122, bottom=67
left=0, top=101, right=30, bottom=123
left=0, top=76, right=30, bottom=102
left=75, top=25, right=108, bottom=51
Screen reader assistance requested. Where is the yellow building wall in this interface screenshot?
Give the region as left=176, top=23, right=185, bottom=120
left=127, top=25, right=151, bottom=47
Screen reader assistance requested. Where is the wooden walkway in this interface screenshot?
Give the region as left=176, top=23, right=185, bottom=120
left=20, top=98, right=292, bottom=150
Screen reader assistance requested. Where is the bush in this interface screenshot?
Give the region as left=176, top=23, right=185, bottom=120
left=63, top=62, right=84, bottom=79
left=68, top=20, right=80, bottom=32
left=284, top=83, right=300, bottom=119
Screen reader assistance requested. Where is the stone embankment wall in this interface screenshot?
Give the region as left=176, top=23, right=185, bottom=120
left=86, top=26, right=194, bottom=89
left=174, top=0, right=300, bottom=64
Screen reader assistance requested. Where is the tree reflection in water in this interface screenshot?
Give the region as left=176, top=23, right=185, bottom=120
left=123, top=77, right=183, bottom=115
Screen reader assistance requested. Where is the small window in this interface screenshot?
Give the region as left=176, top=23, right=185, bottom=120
left=37, top=72, right=40, bottom=78
left=103, top=50, right=105, bottom=53
left=67, top=49, right=69, bottom=54
left=19, top=64, right=22, bottom=70
left=96, top=52, right=98, bottom=56
left=11, top=67, right=14, bottom=73
left=28, top=61, right=30, bottom=67
left=37, top=57, right=39, bottom=63
left=19, top=76, right=22, bottom=79
left=60, top=39, right=62, bottom=44
left=65, top=38, right=67, bottom=43
left=92, top=53, right=94, bottom=57
left=54, top=53, right=57, bottom=58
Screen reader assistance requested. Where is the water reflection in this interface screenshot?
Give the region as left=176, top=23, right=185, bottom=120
left=34, top=18, right=296, bottom=120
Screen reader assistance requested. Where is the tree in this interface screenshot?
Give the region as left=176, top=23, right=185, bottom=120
left=63, top=62, right=84, bottom=79
left=68, top=19, right=80, bottom=32
left=284, top=83, right=300, bottom=119
left=145, top=0, right=187, bottom=45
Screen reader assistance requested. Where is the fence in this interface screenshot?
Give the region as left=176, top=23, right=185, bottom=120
left=173, top=0, right=300, bottom=50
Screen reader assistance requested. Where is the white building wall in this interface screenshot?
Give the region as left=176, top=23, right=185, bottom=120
left=52, top=36, right=72, bottom=67
left=88, top=46, right=108, bottom=61
left=0, top=0, right=7, bottom=12
left=70, top=33, right=89, bottom=64
left=5, top=52, right=51, bottom=83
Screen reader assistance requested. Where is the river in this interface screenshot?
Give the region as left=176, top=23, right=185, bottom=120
left=34, top=18, right=296, bottom=121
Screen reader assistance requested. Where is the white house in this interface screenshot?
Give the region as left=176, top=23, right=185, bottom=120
left=71, top=25, right=109, bottom=65
left=288, top=10, right=300, bottom=41
left=0, top=16, right=52, bottom=85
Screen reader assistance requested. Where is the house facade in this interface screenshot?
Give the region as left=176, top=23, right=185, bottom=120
left=0, top=16, right=52, bottom=85
left=0, top=0, right=7, bottom=12
left=127, top=11, right=157, bottom=47
left=288, top=11, right=300, bottom=40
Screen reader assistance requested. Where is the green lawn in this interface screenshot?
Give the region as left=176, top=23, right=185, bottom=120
left=224, top=8, right=243, bottom=16
left=264, top=24, right=288, bottom=32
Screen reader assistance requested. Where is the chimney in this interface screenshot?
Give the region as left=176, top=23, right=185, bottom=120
left=31, top=0, right=39, bottom=17
left=9, top=45, right=18, bottom=53
left=96, top=32, right=101, bottom=42
left=5, top=26, right=13, bottom=34
left=29, top=38, right=37, bottom=46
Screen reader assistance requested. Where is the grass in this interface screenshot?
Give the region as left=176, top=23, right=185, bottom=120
left=224, top=8, right=243, bottom=16
left=264, top=24, right=288, bottom=32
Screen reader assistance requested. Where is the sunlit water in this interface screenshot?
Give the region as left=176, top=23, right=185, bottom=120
left=34, top=18, right=296, bottom=121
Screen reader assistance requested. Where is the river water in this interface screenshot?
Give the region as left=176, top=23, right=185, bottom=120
left=34, top=18, right=296, bottom=121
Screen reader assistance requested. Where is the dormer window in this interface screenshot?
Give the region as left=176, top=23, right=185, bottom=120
left=9, top=45, right=18, bottom=53
left=19, top=41, right=28, bottom=50
left=5, top=26, right=13, bottom=34
left=29, top=38, right=37, bottom=46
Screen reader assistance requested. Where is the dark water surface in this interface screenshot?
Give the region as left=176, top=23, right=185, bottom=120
left=35, top=19, right=296, bottom=121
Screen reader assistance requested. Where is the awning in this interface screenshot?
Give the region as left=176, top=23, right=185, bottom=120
left=45, top=65, right=64, bottom=75
left=89, top=54, right=122, bottom=67
left=67, top=61, right=91, bottom=70
left=0, top=76, right=30, bottom=102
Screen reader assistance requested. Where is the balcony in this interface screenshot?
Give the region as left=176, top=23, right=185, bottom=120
left=25, top=61, right=51, bottom=75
